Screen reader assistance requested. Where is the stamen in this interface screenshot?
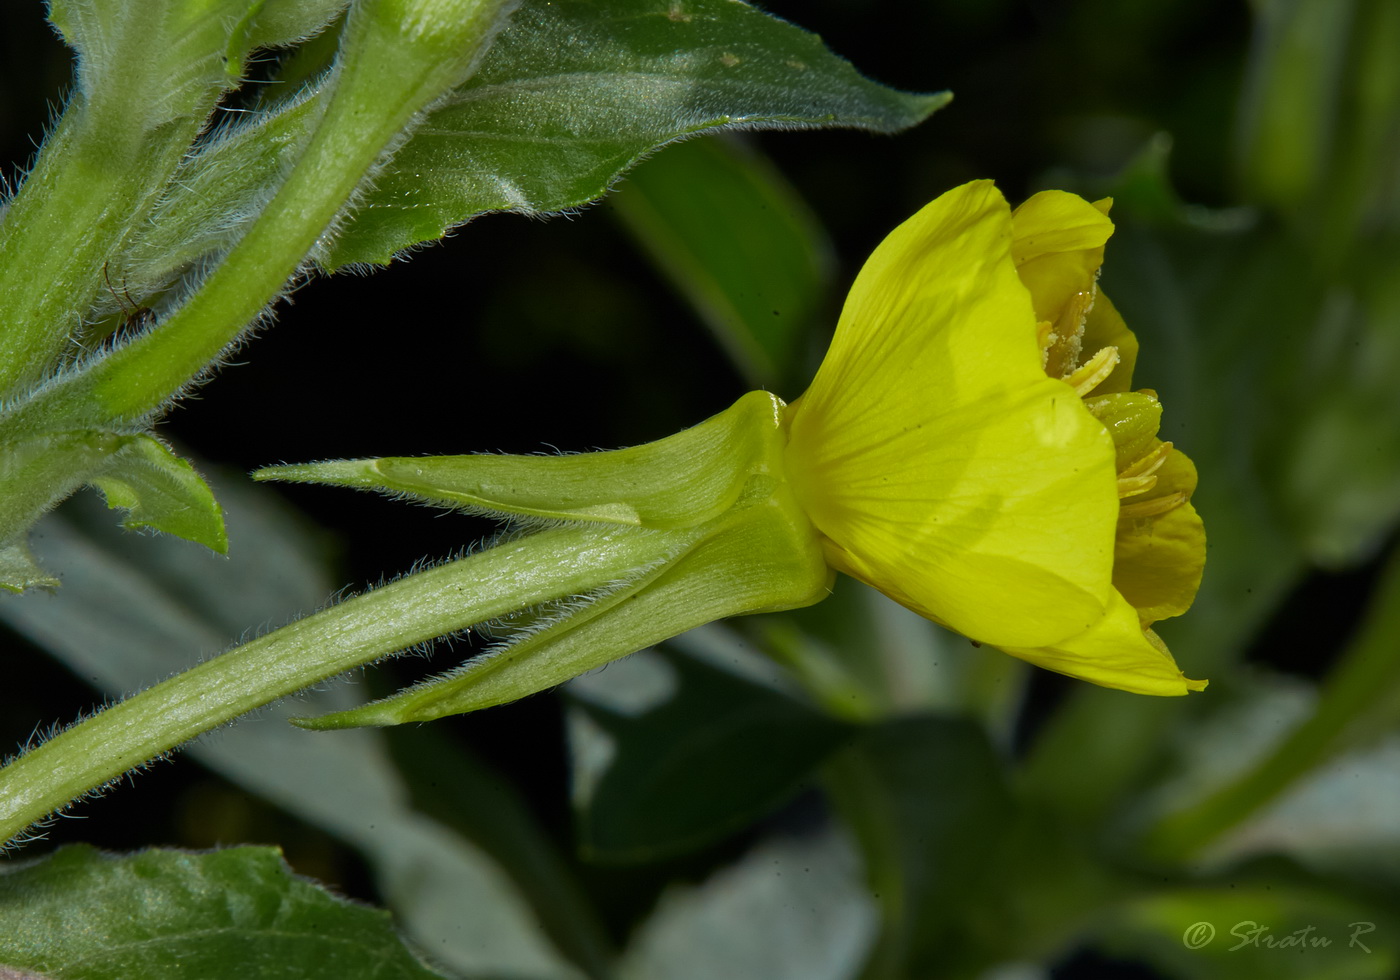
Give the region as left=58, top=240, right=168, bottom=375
left=1121, top=441, right=1172, bottom=480
left=1036, top=320, right=1055, bottom=369
left=1066, top=345, right=1120, bottom=396
left=1120, top=491, right=1188, bottom=520
left=1117, top=474, right=1158, bottom=499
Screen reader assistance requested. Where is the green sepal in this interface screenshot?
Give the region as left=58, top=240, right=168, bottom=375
left=288, top=391, right=833, bottom=728
left=256, top=389, right=787, bottom=530
left=231, top=0, right=351, bottom=56
left=90, top=434, right=228, bottom=553
left=296, top=487, right=832, bottom=728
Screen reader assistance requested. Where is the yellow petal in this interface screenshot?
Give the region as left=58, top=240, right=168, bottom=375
left=1011, top=190, right=1116, bottom=266
left=998, top=589, right=1208, bottom=695
left=1114, top=448, right=1205, bottom=623
left=785, top=181, right=1120, bottom=648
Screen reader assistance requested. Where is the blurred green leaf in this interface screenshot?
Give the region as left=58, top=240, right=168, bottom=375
left=615, top=824, right=878, bottom=980
left=386, top=724, right=615, bottom=979
left=1145, top=544, right=1400, bottom=862
left=1208, top=732, right=1400, bottom=881
left=612, top=135, right=832, bottom=389
left=0, top=845, right=444, bottom=980
left=567, top=648, right=852, bottom=862
left=1, top=478, right=592, bottom=980
left=760, top=576, right=1026, bottom=734
left=1236, top=0, right=1400, bottom=260
left=1235, top=0, right=1356, bottom=215
left=1271, top=244, right=1400, bottom=564
left=825, top=717, right=1027, bottom=977
left=1100, top=878, right=1399, bottom=980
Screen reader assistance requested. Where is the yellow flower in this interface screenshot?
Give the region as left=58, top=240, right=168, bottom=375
left=783, top=180, right=1206, bottom=695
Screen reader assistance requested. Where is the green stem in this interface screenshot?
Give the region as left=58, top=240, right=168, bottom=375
left=1142, top=545, right=1400, bottom=862
left=8, top=0, right=514, bottom=429
left=0, top=91, right=204, bottom=397
left=0, top=522, right=666, bottom=845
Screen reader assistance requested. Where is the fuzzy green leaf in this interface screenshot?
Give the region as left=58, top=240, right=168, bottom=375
left=88, top=434, right=227, bottom=553
left=0, top=430, right=130, bottom=593
left=0, top=845, right=445, bottom=980
left=326, top=0, right=948, bottom=266
left=0, top=429, right=226, bottom=593
left=47, top=0, right=348, bottom=107
left=0, top=542, right=60, bottom=593
left=125, top=0, right=946, bottom=280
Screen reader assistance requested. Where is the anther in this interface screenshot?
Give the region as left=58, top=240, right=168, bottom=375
left=1066, top=345, right=1120, bottom=396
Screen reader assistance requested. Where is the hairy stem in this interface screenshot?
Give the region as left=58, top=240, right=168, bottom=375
left=0, top=522, right=666, bottom=845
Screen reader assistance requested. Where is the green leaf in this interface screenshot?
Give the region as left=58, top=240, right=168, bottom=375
left=0, top=542, right=60, bottom=594
left=1209, top=732, right=1400, bottom=881
left=119, top=0, right=945, bottom=280
left=612, top=135, right=832, bottom=389
left=567, top=648, right=852, bottom=862
left=1235, top=0, right=1400, bottom=259
left=385, top=726, right=615, bottom=979
left=89, top=435, right=227, bottom=553
left=825, top=718, right=1059, bottom=977
left=0, top=430, right=129, bottom=593
left=121, top=91, right=325, bottom=295
left=48, top=0, right=348, bottom=109
left=0, top=845, right=445, bottom=980
left=323, top=0, right=947, bottom=266
left=0, top=429, right=227, bottom=592
left=1234, top=0, right=1355, bottom=215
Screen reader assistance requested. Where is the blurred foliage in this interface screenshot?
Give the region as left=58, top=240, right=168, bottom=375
left=4, top=0, right=1400, bottom=978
